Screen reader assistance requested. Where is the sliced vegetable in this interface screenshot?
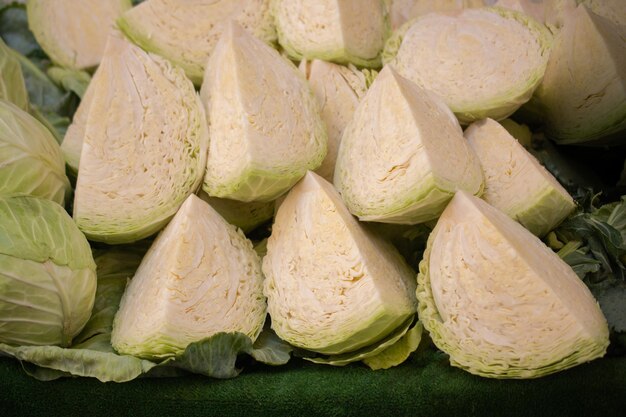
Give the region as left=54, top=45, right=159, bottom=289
left=389, top=0, right=486, bottom=30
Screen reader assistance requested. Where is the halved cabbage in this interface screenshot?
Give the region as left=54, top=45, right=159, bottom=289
left=198, top=191, right=274, bottom=233
left=389, top=0, right=486, bottom=29
left=534, top=5, right=626, bottom=144
left=0, top=37, right=28, bottom=111
left=465, top=118, right=575, bottom=236
left=73, top=34, right=209, bottom=244
left=334, top=66, right=483, bottom=224
left=111, top=194, right=266, bottom=360
left=0, top=195, right=97, bottom=347
left=383, top=7, right=552, bottom=124
left=263, top=172, right=417, bottom=355
left=272, top=0, right=389, bottom=68
left=417, top=191, right=609, bottom=378
left=26, top=0, right=132, bottom=70
left=118, top=0, right=276, bottom=85
left=299, top=59, right=369, bottom=182
left=0, top=99, right=70, bottom=205
left=200, top=22, right=326, bottom=203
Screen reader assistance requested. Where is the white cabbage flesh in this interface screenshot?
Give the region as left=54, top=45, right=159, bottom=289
left=73, top=34, right=209, bottom=244
left=0, top=100, right=70, bottom=205
left=389, top=0, right=486, bottom=30
left=198, top=191, right=274, bottom=233
left=417, top=191, right=609, bottom=378
left=118, top=0, right=276, bottom=85
left=26, top=0, right=132, bottom=70
left=494, top=0, right=545, bottom=23
left=543, top=0, right=577, bottom=31
left=465, top=118, right=575, bottom=237
left=299, top=59, right=367, bottom=183
left=334, top=66, right=484, bottom=225
left=535, top=5, right=626, bottom=144
left=272, top=0, right=389, bottom=68
left=263, top=172, right=417, bottom=355
left=200, top=22, right=326, bottom=203
left=111, top=194, right=266, bottom=360
left=579, top=0, right=626, bottom=27
left=384, top=7, right=552, bottom=124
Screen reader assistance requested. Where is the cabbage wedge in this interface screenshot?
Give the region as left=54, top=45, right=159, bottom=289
left=383, top=7, right=552, bottom=124
left=417, top=191, right=609, bottom=378
left=334, top=66, right=483, bottom=224
left=272, top=0, right=389, bottom=68
left=0, top=99, right=70, bottom=205
left=465, top=118, right=575, bottom=236
left=200, top=22, right=326, bottom=203
left=111, top=194, right=266, bottom=360
left=119, top=0, right=276, bottom=85
left=73, top=34, right=209, bottom=244
left=263, top=172, right=417, bottom=356
left=26, top=0, right=132, bottom=70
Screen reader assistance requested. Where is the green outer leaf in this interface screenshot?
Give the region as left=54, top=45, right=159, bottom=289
left=362, top=321, right=422, bottom=370
left=0, top=37, right=28, bottom=110
left=251, top=327, right=293, bottom=366
left=47, top=67, right=91, bottom=99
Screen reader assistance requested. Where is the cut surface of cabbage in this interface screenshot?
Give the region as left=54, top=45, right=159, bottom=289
left=73, top=34, right=209, bottom=244
left=465, top=118, right=575, bottom=236
left=111, top=194, right=266, bottom=360
left=200, top=22, right=326, bottom=203
left=263, top=172, right=417, bottom=355
left=417, top=191, right=609, bottom=378
left=334, top=66, right=483, bottom=224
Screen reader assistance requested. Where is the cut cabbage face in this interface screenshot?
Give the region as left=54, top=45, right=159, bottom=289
left=334, top=66, right=483, bottom=225
left=73, top=34, right=209, bottom=244
left=200, top=22, right=326, bottom=203
left=417, top=191, right=609, bottom=378
left=198, top=191, right=274, bottom=234
left=111, top=194, right=266, bottom=360
left=0, top=100, right=70, bottom=205
left=0, top=38, right=29, bottom=111
left=272, top=0, right=389, bottom=68
left=299, top=59, right=368, bottom=183
left=118, top=0, right=276, bottom=85
left=579, top=0, right=626, bottom=27
left=383, top=7, right=552, bottom=124
left=26, top=0, right=132, bottom=70
left=535, top=5, right=626, bottom=145
left=0, top=196, right=97, bottom=347
left=389, top=0, right=486, bottom=30
left=263, top=172, right=417, bottom=355
left=465, top=118, right=575, bottom=236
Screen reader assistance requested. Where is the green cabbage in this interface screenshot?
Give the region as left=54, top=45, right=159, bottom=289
left=0, top=37, right=28, bottom=110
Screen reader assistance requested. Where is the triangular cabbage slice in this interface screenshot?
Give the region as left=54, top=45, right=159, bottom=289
left=299, top=59, right=368, bottom=183
left=200, top=22, right=326, bottom=203
left=383, top=7, right=552, bottom=124
left=334, top=66, right=483, bottom=224
left=272, top=0, right=389, bottom=68
left=73, top=34, right=209, bottom=244
left=27, top=0, right=132, bottom=70
left=465, top=118, right=575, bottom=237
left=417, top=191, right=609, bottom=378
left=119, top=0, right=276, bottom=85
left=263, top=172, right=417, bottom=355
left=111, top=194, right=266, bottom=360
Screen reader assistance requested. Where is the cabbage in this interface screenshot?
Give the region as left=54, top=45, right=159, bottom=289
left=272, top=0, right=389, bottom=68
left=198, top=191, right=274, bottom=233
left=200, top=22, right=326, bottom=203
left=73, top=33, right=209, bottom=244
left=0, top=37, right=28, bottom=110
left=389, top=0, right=486, bottom=30
left=534, top=5, right=626, bottom=145
left=26, top=0, right=132, bottom=70
left=299, top=59, right=369, bottom=182
left=111, top=194, right=266, bottom=360
left=417, top=191, right=610, bottom=378
left=263, top=172, right=417, bottom=356
left=0, top=99, right=70, bottom=205
left=465, top=118, right=575, bottom=236
left=494, top=0, right=545, bottom=23
left=118, top=0, right=276, bottom=85
left=578, top=0, right=626, bottom=27
left=383, top=7, right=552, bottom=124
left=334, top=66, right=484, bottom=224
left=0, top=195, right=97, bottom=347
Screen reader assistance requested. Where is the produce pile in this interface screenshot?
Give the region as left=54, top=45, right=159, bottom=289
left=1, top=0, right=625, bottom=383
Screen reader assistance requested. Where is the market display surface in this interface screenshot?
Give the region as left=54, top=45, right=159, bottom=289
left=1, top=0, right=626, bottom=415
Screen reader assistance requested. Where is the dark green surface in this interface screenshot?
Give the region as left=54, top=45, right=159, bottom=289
left=1, top=348, right=625, bottom=417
